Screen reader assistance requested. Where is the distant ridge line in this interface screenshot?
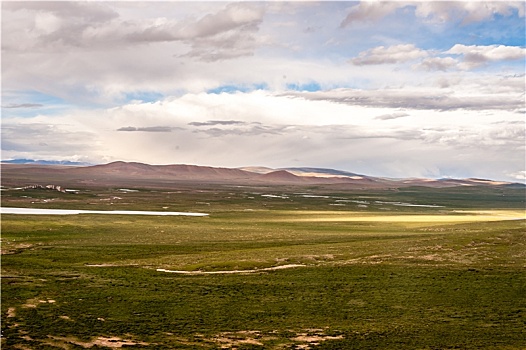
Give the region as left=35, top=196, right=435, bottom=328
left=1, top=161, right=523, bottom=188
left=1, top=159, right=92, bottom=166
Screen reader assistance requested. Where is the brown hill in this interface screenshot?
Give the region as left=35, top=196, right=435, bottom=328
left=81, top=161, right=158, bottom=175
left=258, top=170, right=304, bottom=183
left=67, top=161, right=256, bottom=181
left=1, top=161, right=520, bottom=189
left=159, top=164, right=253, bottom=180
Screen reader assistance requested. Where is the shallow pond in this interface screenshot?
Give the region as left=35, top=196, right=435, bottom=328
left=0, top=207, right=209, bottom=216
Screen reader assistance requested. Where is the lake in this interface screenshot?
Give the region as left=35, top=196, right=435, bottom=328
left=0, top=207, right=209, bottom=216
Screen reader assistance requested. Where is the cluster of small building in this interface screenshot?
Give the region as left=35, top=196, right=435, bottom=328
left=17, top=184, right=78, bottom=194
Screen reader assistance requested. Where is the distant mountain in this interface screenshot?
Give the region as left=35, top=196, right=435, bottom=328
left=259, top=170, right=304, bottom=182
left=78, top=161, right=255, bottom=181
left=239, top=166, right=364, bottom=178
left=238, top=166, right=275, bottom=174
left=280, top=167, right=364, bottom=179
left=1, top=161, right=522, bottom=189
left=1, top=159, right=92, bottom=166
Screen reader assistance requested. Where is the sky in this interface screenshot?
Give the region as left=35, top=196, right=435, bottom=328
left=1, top=1, right=525, bottom=181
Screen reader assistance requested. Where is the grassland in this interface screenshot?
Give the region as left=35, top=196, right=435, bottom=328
left=1, top=184, right=525, bottom=349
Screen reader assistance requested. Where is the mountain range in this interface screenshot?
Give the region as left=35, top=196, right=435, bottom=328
left=1, top=159, right=92, bottom=166
left=1, top=161, right=523, bottom=189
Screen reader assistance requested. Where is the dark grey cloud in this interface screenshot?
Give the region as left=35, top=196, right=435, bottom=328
left=188, top=120, right=246, bottom=127
left=192, top=124, right=285, bottom=137
left=117, top=126, right=182, bottom=132
left=415, top=57, right=458, bottom=71
left=117, top=127, right=139, bottom=132
left=283, top=88, right=524, bottom=112
left=375, top=112, right=410, bottom=120
left=2, top=103, right=44, bottom=109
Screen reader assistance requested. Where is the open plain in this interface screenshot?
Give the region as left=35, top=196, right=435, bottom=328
left=1, top=163, right=525, bottom=349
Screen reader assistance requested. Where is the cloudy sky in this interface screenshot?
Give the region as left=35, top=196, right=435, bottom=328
left=2, top=1, right=525, bottom=181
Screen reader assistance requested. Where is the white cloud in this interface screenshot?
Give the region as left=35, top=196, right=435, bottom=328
left=3, top=1, right=265, bottom=61
left=340, top=1, right=402, bottom=26
left=3, top=91, right=524, bottom=181
left=34, top=11, right=62, bottom=34
left=414, top=1, right=524, bottom=24
left=414, top=57, right=459, bottom=71
left=2, top=2, right=524, bottom=182
left=1, top=122, right=98, bottom=160
left=351, top=44, right=526, bottom=71
left=507, top=170, right=526, bottom=181
left=341, top=1, right=525, bottom=27
left=350, top=44, right=428, bottom=65
left=3, top=3, right=524, bottom=104
left=445, top=44, right=526, bottom=69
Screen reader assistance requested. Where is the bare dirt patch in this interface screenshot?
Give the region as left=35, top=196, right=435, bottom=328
left=85, top=263, right=139, bottom=267
left=48, top=335, right=149, bottom=348
left=22, top=298, right=56, bottom=308
left=157, top=264, right=305, bottom=275
left=1, top=243, right=36, bottom=255
left=22, top=299, right=38, bottom=308
left=198, top=329, right=343, bottom=349
left=292, top=330, right=344, bottom=349
left=215, top=335, right=264, bottom=348
left=208, top=330, right=277, bottom=349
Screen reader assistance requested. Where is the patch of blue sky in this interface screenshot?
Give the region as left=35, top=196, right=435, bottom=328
left=474, top=20, right=526, bottom=47
left=122, top=91, right=164, bottom=104
left=285, top=82, right=322, bottom=92
left=1, top=90, right=71, bottom=118
left=448, top=13, right=523, bottom=47
left=3, top=90, right=66, bottom=106
left=347, top=5, right=526, bottom=52
left=2, top=108, right=42, bottom=119
left=207, top=83, right=268, bottom=94
left=480, top=60, right=525, bottom=74
left=446, top=17, right=525, bottom=48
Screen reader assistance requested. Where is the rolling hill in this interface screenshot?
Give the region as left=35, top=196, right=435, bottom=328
left=1, top=161, right=523, bottom=189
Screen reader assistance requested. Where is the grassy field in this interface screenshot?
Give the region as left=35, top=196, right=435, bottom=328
left=1, top=184, right=525, bottom=349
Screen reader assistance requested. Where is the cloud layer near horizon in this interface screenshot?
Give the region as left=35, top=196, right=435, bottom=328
left=2, top=1, right=525, bottom=181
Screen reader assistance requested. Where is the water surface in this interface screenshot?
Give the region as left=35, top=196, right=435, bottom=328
left=0, top=207, right=208, bottom=216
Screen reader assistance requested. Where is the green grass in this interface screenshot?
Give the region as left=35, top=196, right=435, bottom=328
left=1, top=185, right=525, bottom=349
